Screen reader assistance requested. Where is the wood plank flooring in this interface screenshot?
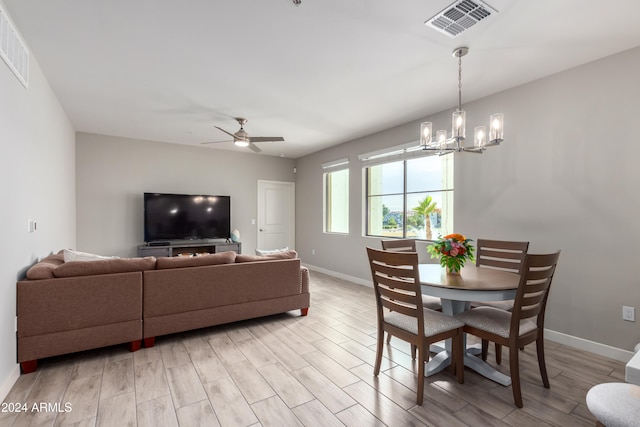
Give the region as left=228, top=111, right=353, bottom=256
left=1, top=270, right=623, bottom=426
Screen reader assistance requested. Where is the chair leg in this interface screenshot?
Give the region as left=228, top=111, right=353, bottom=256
left=536, top=336, right=550, bottom=388
left=481, top=339, right=489, bottom=361
left=416, top=347, right=425, bottom=404
left=453, top=332, right=464, bottom=384
left=386, top=332, right=391, bottom=344
left=374, top=329, right=384, bottom=376
left=495, top=343, right=502, bottom=365
left=411, top=344, right=417, bottom=360
left=509, top=345, right=523, bottom=408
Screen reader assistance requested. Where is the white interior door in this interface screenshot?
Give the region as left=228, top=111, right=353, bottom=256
left=257, top=180, right=295, bottom=251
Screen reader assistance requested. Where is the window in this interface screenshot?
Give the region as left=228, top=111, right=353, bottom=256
left=364, top=151, right=453, bottom=240
left=323, top=158, right=349, bottom=234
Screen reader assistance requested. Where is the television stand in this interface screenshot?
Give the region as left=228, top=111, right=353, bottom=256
left=137, top=241, right=241, bottom=258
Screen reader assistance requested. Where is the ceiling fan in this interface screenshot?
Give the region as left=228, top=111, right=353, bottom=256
left=202, top=117, right=285, bottom=153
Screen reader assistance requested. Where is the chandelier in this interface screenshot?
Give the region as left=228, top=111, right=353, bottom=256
left=420, top=47, right=503, bottom=154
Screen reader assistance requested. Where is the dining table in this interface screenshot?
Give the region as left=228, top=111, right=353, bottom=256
left=418, top=263, right=520, bottom=386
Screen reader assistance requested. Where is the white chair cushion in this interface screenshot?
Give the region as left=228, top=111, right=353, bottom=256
left=421, top=295, right=442, bottom=311
left=455, top=306, right=537, bottom=339
left=472, top=300, right=514, bottom=311
left=586, top=382, right=640, bottom=427
left=385, top=309, right=463, bottom=337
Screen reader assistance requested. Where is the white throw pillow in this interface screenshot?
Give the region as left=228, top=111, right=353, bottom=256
left=63, top=249, right=119, bottom=262
left=255, top=247, right=289, bottom=256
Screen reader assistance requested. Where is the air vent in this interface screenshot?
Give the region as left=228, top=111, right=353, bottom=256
left=0, top=6, right=29, bottom=88
left=425, top=0, right=497, bottom=38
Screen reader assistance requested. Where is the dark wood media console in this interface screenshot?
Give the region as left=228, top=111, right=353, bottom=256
left=137, top=241, right=241, bottom=258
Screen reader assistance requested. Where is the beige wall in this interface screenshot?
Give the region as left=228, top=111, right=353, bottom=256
left=295, top=46, right=640, bottom=353
left=75, top=133, right=296, bottom=257
left=0, top=4, right=76, bottom=397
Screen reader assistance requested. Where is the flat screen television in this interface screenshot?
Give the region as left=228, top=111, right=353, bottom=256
left=144, top=193, right=231, bottom=242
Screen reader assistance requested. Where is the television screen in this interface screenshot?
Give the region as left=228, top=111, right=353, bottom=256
left=144, top=193, right=231, bottom=242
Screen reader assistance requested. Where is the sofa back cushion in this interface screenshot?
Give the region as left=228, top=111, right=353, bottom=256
left=235, top=250, right=298, bottom=263
left=63, top=249, right=119, bottom=262
left=143, top=258, right=302, bottom=317
left=26, top=252, right=65, bottom=280
left=53, top=257, right=157, bottom=278
left=155, top=251, right=236, bottom=269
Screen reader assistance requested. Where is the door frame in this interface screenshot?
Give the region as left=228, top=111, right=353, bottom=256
left=257, top=180, right=295, bottom=250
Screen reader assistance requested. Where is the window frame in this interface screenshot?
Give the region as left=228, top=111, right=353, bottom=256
left=322, top=158, right=350, bottom=234
left=362, top=148, right=453, bottom=240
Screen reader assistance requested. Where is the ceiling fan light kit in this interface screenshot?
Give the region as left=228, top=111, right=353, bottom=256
left=420, top=46, right=504, bottom=155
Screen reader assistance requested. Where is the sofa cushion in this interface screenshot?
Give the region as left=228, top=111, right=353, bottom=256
left=53, top=257, right=157, bottom=278
left=26, top=252, right=65, bottom=280
left=63, top=249, right=119, bottom=262
left=255, top=247, right=289, bottom=256
left=236, top=250, right=298, bottom=263
left=155, top=251, right=236, bottom=269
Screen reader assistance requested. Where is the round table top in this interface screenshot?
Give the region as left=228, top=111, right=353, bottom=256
left=418, top=263, right=520, bottom=302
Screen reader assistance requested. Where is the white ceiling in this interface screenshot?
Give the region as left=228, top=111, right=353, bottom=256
left=4, top=0, right=640, bottom=158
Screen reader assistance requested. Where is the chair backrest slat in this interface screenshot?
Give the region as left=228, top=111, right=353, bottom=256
left=375, top=273, right=415, bottom=292
left=476, top=239, right=529, bottom=274
left=381, top=239, right=417, bottom=252
left=381, top=299, right=418, bottom=317
left=378, top=285, right=418, bottom=305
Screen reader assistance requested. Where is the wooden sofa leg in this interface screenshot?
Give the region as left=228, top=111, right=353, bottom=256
left=300, top=307, right=309, bottom=316
left=21, top=360, right=37, bottom=374
left=144, top=337, right=156, bottom=348
left=128, top=340, right=142, bottom=352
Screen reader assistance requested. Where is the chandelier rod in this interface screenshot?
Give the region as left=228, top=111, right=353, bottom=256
left=453, top=47, right=468, bottom=112
left=458, top=52, right=462, bottom=111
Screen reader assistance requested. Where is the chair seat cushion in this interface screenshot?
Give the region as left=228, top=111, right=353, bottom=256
left=455, top=306, right=537, bottom=339
left=421, top=295, right=442, bottom=311
left=586, top=382, right=640, bottom=427
left=385, top=309, right=463, bottom=337
left=471, top=300, right=514, bottom=311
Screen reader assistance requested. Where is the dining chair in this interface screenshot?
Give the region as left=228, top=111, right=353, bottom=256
left=455, top=251, right=561, bottom=408
left=472, top=238, right=529, bottom=363
left=380, top=239, right=442, bottom=346
left=366, top=247, right=464, bottom=404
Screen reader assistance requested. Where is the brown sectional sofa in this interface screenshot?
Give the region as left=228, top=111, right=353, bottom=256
left=17, top=250, right=310, bottom=373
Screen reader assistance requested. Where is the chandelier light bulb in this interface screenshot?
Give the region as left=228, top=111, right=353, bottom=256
left=489, top=113, right=504, bottom=142
left=420, top=122, right=433, bottom=148
left=437, top=130, right=448, bottom=149
left=474, top=126, right=486, bottom=148
left=452, top=110, right=466, bottom=140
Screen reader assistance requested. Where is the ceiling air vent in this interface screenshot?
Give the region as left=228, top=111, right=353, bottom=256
left=425, top=0, right=497, bottom=38
left=0, top=6, right=29, bottom=88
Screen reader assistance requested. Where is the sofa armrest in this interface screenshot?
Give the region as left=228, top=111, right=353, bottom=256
left=300, top=266, right=310, bottom=294
left=17, top=272, right=143, bottom=337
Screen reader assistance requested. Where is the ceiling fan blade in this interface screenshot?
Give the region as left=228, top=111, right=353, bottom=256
left=248, top=136, right=285, bottom=143
left=248, top=143, right=262, bottom=153
left=215, top=126, right=239, bottom=140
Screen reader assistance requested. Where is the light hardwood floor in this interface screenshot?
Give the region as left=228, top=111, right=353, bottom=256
left=1, top=270, right=622, bottom=426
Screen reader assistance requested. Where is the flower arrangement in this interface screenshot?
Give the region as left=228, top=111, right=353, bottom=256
left=427, top=233, right=475, bottom=274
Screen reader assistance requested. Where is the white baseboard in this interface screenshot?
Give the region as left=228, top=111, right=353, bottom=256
left=306, top=265, right=636, bottom=364
left=0, top=364, right=20, bottom=402
left=304, top=264, right=372, bottom=288
left=544, top=329, right=635, bottom=363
